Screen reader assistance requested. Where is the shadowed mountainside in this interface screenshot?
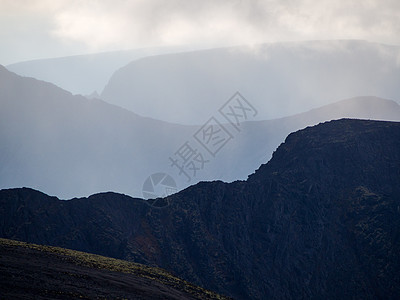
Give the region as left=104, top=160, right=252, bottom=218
left=1, top=119, right=400, bottom=299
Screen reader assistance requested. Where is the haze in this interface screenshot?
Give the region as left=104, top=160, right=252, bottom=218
left=1, top=0, right=400, bottom=64
left=0, top=0, right=400, bottom=199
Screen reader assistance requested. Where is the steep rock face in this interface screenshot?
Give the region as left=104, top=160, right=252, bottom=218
left=245, top=119, right=400, bottom=298
left=1, top=119, right=400, bottom=299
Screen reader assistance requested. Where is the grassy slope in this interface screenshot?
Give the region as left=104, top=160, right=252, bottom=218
left=0, top=238, right=228, bottom=299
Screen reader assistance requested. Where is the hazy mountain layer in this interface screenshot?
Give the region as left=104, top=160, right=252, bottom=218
left=0, top=65, right=193, bottom=198
left=1, top=119, right=400, bottom=299
left=6, top=46, right=198, bottom=96
left=102, top=40, right=400, bottom=124
left=1, top=65, right=400, bottom=199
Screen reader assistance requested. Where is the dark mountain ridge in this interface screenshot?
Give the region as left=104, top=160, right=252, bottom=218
left=1, top=119, right=400, bottom=299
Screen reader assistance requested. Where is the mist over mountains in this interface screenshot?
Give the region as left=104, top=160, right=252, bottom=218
left=1, top=63, right=400, bottom=199
left=7, top=40, right=400, bottom=126
left=6, top=46, right=200, bottom=96
left=0, top=65, right=193, bottom=198
left=2, top=38, right=400, bottom=299
left=101, top=40, right=400, bottom=124
left=2, top=1, right=400, bottom=298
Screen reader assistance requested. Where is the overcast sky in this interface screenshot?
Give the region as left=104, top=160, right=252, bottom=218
left=1, top=0, right=399, bottom=65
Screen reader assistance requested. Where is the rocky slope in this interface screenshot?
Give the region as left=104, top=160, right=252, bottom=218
left=0, top=238, right=227, bottom=299
left=1, top=119, right=400, bottom=299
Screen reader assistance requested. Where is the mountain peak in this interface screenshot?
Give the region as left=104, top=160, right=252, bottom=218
left=249, top=118, right=400, bottom=184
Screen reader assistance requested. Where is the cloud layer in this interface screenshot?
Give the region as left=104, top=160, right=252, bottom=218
left=1, top=0, right=400, bottom=64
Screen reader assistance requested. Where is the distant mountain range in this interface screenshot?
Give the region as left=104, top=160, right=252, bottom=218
left=1, top=119, right=399, bottom=299
left=7, top=40, right=400, bottom=125
left=1, top=64, right=400, bottom=199
left=101, top=40, right=400, bottom=124
left=6, top=45, right=200, bottom=96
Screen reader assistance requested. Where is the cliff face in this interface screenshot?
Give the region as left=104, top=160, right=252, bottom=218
left=245, top=119, right=400, bottom=298
left=1, top=119, right=400, bottom=299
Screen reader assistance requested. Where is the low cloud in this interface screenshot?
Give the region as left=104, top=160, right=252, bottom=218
left=50, top=0, right=400, bottom=48
left=1, top=0, right=400, bottom=63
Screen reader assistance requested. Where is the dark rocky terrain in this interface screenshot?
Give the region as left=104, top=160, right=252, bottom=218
left=0, top=238, right=227, bottom=299
left=1, top=119, right=400, bottom=299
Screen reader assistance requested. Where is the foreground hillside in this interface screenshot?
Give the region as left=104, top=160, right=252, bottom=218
left=0, top=238, right=227, bottom=299
left=1, top=119, right=400, bottom=299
